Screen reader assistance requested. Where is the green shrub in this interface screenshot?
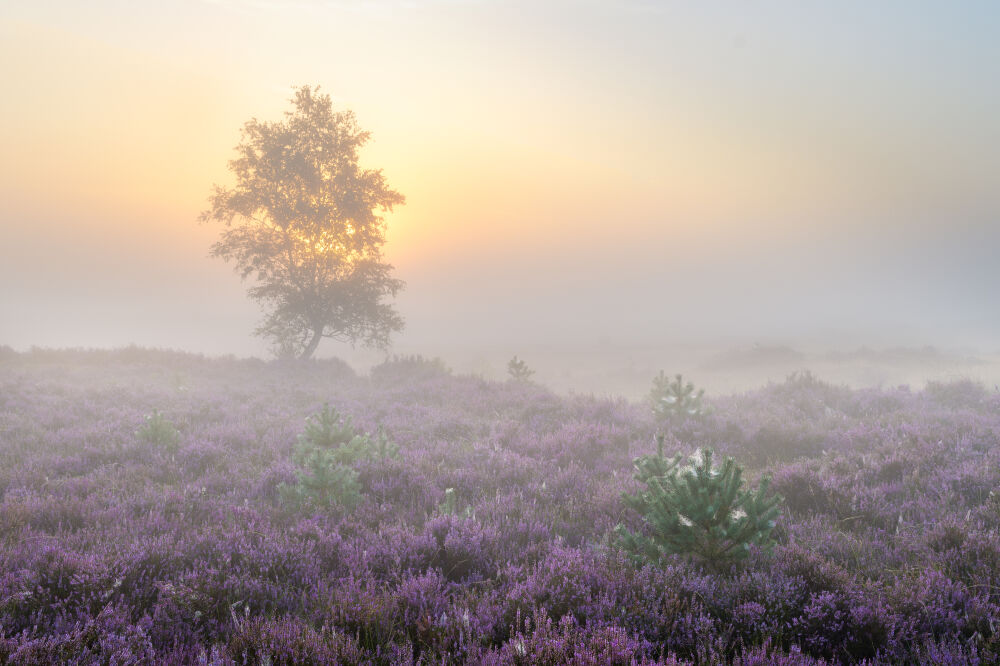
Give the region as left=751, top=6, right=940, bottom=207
left=507, top=356, right=535, bottom=382
left=631, top=434, right=680, bottom=484
left=649, top=372, right=707, bottom=420
left=438, top=487, right=473, bottom=518
left=369, top=355, right=450, bottom=383
left=280, top=446, right=363, bottom=511
left=280, top=405, right=397, bottom=511
left=136, top=410, right=181, bottom=454
left=298, top=404, right=398, bottom=464
left=616, top=447, right=781, bottom=570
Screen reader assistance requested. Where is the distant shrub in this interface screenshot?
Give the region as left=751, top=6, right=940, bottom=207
left=507, top=356, right=535, bottom=382
left=136, top=410, right=181, bottom=455
left=924, top=378, right=989, bottom=410
left=741, top=423, right=827, bottom=466
left=650, top=372, right=707, bottom=421
left=369, top=354, right=450, bottom=383
left=280, top=405, right=397, bottom=511
left=313, top=355, right=356, bottom=378
left=617, top=448, right=782, bottom=570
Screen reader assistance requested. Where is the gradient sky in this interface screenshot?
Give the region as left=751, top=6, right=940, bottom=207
left=1, top=1, right=998, bottom=358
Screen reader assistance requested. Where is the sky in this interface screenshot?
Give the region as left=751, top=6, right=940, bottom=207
left=1, top=0, right=999, bottom=363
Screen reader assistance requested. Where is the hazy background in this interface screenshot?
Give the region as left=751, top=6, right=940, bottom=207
left=2, top=1, right=998, bottom=396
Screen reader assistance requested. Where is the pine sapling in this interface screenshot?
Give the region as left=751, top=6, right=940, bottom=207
left=617, top=448, right=782, bottom=570
left=136, top=410, right=181, bottom=455
left=281, top=404, right=397, bottom=511
left=507, top=356, right=535, bottom=382
left=649, top=372, right=707, bottom=421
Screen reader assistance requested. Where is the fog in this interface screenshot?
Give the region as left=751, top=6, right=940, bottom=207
left=2, top=1, right=999, bottom=396
left=4, top=204, right=998, bottom=397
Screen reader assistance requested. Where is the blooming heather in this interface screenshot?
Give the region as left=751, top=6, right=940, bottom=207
left=0, top=349, right=998, bottom=663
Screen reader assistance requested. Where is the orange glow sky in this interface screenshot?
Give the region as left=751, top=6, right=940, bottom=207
left=2, top=1, right=999, bottom=358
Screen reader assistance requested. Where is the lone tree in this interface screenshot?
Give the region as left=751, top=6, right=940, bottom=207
left=201, top=86, right=405, bottom=358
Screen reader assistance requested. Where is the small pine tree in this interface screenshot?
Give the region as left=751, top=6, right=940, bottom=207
left=617, top=448, right=781, bottom=570
left=437, top=487, right=474, bottom=518
left=281, top=445, right=363, bottom=510
left=299, top=404, right=357, bottom=449
left=136, top=410, right=181, bottom=455
left=439, top=487, right=458, bottom=515
left=649, top=372, right=706, bottom=420
left=281, top=405, right=397, bottom=511
left=298, top=405, right=399, bottom=464
left=631, top=434, right=680, bottom=484
left=507, top=356, right=535, bottom=382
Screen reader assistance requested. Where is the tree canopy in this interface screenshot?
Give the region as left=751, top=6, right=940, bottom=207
left=200, top=86, right=405, bottom=358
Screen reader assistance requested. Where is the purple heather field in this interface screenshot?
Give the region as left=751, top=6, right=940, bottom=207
left=1, top=347, right=999, bottom=665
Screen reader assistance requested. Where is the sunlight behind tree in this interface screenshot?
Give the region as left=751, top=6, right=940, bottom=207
left=200, top=86, right=405, bottom=359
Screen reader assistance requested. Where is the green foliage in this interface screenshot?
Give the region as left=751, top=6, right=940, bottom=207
left=369, top=355, right=450, bottom=383
left=281, top=405, right=397, bottom=511
left=298, top=404, right=399, bottom=463
left=136, top=410, right=181, bottom=455
left=438, top=487, right=474, bottom=518
left=630, top=434, right=680, bottom=484
left=649, top=372, right=707, bottom=420
left=201, top=85, right=405, bottom=358
left=280, top=447, right=363, bottom=511
left=507, top=356, right=535, bottom=382
left=617, top=448, right=782, bottom=570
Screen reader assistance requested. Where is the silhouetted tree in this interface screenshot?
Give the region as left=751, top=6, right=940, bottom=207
left=507, top=355, right=535, bottom=382
left=201, top=86, right=405, bottom=358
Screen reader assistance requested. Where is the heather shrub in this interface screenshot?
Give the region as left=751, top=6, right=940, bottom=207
left=769, top=543, right=853, bottom=598
left=889, top=569, right=999, bottom=653
left=326, top=575, right=402, bottom=652
left=617, top=448, right=782, bottom=570
left=6, top=350, right=1000, bottom=663
left=775, top=370, right=850, bottom=407
left=356, top=456, right=437, bottom=521
left=505, top=547, right=612, bottom=626
left=787, top=588, right=890, bottom=660
left=423, top=514, right=501, bottom=582
left=227, top=615, right=363, bottom=665
left=984, top=489, right=1000, bottom=528
left=528, top=420, right=632, bottom=468
left=741, top=422, right=827, bottom=465
left=484, top=610, right=656, bottom=666
left=769, top=464, right=853, bottom=519
left=3, top=603, right=155, bottom=665
left=3, top=546, right=108, bottom=631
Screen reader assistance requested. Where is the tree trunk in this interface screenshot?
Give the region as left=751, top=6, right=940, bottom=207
left=299, top=328, right=323, bottom=359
